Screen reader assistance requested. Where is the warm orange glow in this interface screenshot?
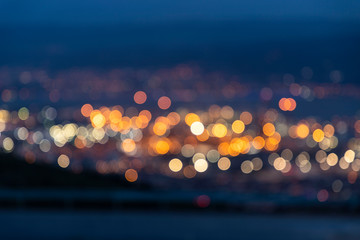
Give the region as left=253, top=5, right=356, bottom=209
left=155, top=139, right=170, bottom=154
left=288, top=98, right=296, bottom=111
left=90, top=110, right=106, bottom=128
left=139, top=110, right=152, bottom=122
left=279, top=98, right=296, bottom=111
left=134, top=91, right=147, bottom=104
left=263, top=123, right=275, bottom=136
left=265, top=137, right=278, bottom=151
left=125, top=169, right=138, bottom=182
left=313, top=129, right=325, bottom=142
left=218, top=142, right=230, bottom=155
left=119, top=117, right=132, bottom=130
left=135, top=115, right=149, bottom=128
left=81, top=104, right=93, bottom=117
left=122, top=139, right=136, bottom=152
left=232, top=120, right=245, bottom=134
left=185, top=113, right=200, bottom=126
left=296, top=124, right=309, bottom=139
left=100, top=107, right=111, bottom=119
left=109, top=110, right=122, bottom=124
left=252, top=136, right=265, bottom=149
left=196, top=129, right=210, bottom=142
left=153, top=122, right=168, bottom=136
left=229, top=138, right=243, bottom=155
left=212, top=123, right=227, bottom=138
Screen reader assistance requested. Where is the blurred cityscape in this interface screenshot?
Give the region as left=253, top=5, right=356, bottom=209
left=1, top=65, right=360, bottom=209
left=1, top=0, right=360, bottom=239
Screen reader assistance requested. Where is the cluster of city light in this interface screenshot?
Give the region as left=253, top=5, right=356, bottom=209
left=0, top=65, right=360, bottom=206
left=1, top=92, right=360, bottom=189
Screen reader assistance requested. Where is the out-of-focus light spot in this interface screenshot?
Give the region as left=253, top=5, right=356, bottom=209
left=153, top=122, right=167, bottom=136
left=190, top=121, right=204, bottom=136
left=212, top=123, right=227, bottom=138
left=44, top=107, right=57, bottom=120
left=299, top=161, right=311, bottom=173
left=192, top=153, right=206, bottom=163
left=339, top=157, right=349, bottom=170
left=57, top=154, right=70, bottom=168
left=92, top=128, right=105, bottom=141
left=183, top=165, right=196, bottom=178
left=290, top=83, right=301, bottom=96
left=16, top=127, right=29, bottom=140
left=2, top=89, right=13, bottom=102
left=260, top=87, right=273, bottom=101
left=194, top=159, right=208, bottom=172
left=220, top=106, right=234, bottom=119
left=217, top=157, right=231, bottom=171
left=344, top=150, right=355, bottom=163
left=252, top=136, right=265, bottom=150
left=313, top=129, right=325, bottom=142
left=348, top=171, right=358, bottom=184
left=185, top=113, right=200, bottom=126
left=39, top=139, right=51, bottom=152
left=263, top=123, right=275, bottom=136
left=323, top=124, right=335, bottom=138
left=25, top=151, right=36, bottom=164
left=336, top=121, right=348, bottom=135
left=122, top=139, right=136, bottom=153
left=0, top=110, right=10, bottom=123
left=274, top=157, right=286, bottom=171
left=332, top=179, right=343, bottom=193
left=91, top=111, right=106, bottom=129
left=207, top=149, right=220, bottom=163
left=0, top=122, right=5, bottom=132
left=279, top=98, right=296, bottom=111
left=218, top=142, right=229, bottom=155
left=317, top=189, right=329, bottom=202
left=317, top=151, right=330, bottom=165
left=155, top=140, right=170, bottom=154
left=181, top=144, right=195, bottom=157
left=196, top=129, right=209, bottom=142
left=81, top=104, right=93, bottom=117
left=252, top=157, right=263, bottom=171
left=232, top=120, right=245, bottom=134
left=354, top=120, right=360, bottom=133
left=326, top=153, right=338, bottom=166
left=169, top=158, right=183, bottom=172
left=3, top=137, right=14, bottom=152
left=134, top=91, right=147, bottom=104
left=139, top=110, right=152, bottom=122
left=109, top=110, right=122, bottom=124
left=158, top=96, right=171, bottom=110
left=196, top=195, right=210, bottom=208
left=296, top=124, right=309, bottom=139
left=125, top=169, right=138, bottom=182
left=241, top=160, right=253, bottom=174
left=63, top=124, right=77, bottom=140
left=18, top=107, right=29, bottom=120
left=167, top=112, right=180, bottom=126
left=281, top=149, right=293, bottom=161
left=240, top=111, right=252, bottom=125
